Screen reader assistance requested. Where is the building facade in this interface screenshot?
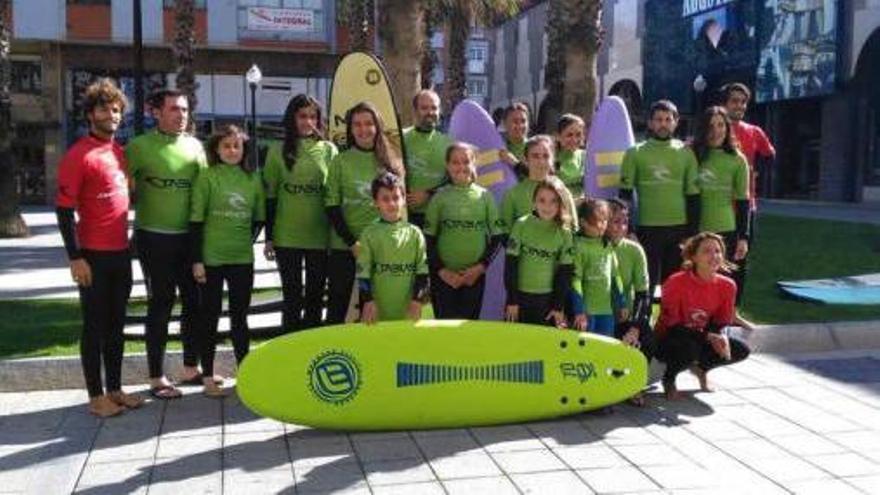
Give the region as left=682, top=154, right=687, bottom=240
left=10, top=0, right=342, bottom=204
left=486, top=0, right=880, bottom=204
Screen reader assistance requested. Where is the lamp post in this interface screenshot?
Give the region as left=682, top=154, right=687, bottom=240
left=246, top=64, right=262, bottom=169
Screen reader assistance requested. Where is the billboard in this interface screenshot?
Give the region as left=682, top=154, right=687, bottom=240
left=755, top=0, right=839, bottom=102
left=645, top=0, right=840, bottom=109
left=645, top=0, right=759, bottom=111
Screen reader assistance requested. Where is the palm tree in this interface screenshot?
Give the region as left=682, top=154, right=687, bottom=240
left=377, top=0, right=425, bottom=126
left=339, top=0, right=373, bottom=52
left=0, top=0, right=27, bottom=237
left=173, top=0, right=198, bottom=127
left=432, top=0, right=520, bottom=114
left=540, top=0, right=604, bottom=132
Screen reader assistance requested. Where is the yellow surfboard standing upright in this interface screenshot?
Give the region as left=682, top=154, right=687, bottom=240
left=328, top=51, right=406, bottom=164
left=237, top=320, right=649, bottom=431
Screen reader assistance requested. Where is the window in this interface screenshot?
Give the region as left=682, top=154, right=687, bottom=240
left=11, top=61, right=42, bottom=95
left=67, top=1, right=111, bottom=5
left=467, top=78, right=486, bottom=97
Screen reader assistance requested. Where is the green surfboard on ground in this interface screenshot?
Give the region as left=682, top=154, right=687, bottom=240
left=237, top=320, right=648, bottom=431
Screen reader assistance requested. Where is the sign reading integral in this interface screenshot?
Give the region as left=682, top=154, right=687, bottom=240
left=247, top=7, right=315, bottom=32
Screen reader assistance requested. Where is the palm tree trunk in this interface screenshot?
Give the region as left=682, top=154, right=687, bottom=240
left=420, top=7, right=438, bottom=89
left=347, top=0, right=373, bottom=52
left=377, top=0, right=424, bottom=126
left=540, top=0, right=603, bottom=132
left=173, top=0, right=198, bottom=127
left=0, top=0, right=28, bottom=238
left=444, top=1, right=472, bottom=115
left=561, top=0, right=602, bottom=130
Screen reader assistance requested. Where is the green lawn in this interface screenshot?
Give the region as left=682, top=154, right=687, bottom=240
left=739, top=214, right=880, bottom=324
left=1, top=214, right=879, bottom=359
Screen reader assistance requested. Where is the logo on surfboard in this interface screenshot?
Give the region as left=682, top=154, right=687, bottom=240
left=308, top=351, right=361, bottom=404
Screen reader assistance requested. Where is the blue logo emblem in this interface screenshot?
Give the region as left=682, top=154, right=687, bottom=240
left=308, top=351, right=361, bottom=404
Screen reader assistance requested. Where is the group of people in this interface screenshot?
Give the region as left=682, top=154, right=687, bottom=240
left=57, top=76, right=774, bottom=417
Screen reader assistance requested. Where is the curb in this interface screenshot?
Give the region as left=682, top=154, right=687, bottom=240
left=1, top=321, right=877, bottom=393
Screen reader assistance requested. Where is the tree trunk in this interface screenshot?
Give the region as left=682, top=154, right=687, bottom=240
left=173, top=0, right=198, bottom=128
left=0, top=0, right=28, bottom=238
left=346, top=0, right=373, bottom=52
left=443, top=1, right=472, bottom=115
left=540, top=0, right=603, bottom=132
left=420, top=8, right=438, bottom=89
left=378, top=0, right=424, bottom=126
left=561, top=0, right=602, bottom=130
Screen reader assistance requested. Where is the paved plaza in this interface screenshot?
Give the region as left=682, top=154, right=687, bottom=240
left=2, top=349, right=880, bottom=494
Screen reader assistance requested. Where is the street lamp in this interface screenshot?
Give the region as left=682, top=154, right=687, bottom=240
left=246, top=64, right=262, bottom=169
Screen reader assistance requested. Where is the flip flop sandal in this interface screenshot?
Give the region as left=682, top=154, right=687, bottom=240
left=150, top=385, right=182, bottom=400
left=178, top=373, right=224, bottom=386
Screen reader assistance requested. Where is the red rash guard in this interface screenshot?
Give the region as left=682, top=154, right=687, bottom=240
left=56, top=135, right=130, bottom=251
left=732, top=120, right=775, bottom=210
left=655, top=270, right=736, bottom=339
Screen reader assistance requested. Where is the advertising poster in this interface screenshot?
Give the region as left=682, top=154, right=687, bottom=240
left=755, top=0, right=839, bottom=102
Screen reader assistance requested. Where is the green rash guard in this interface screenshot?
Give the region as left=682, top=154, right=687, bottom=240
left=572, top=234, right=621, bottom=315
left=556, top=149, right=585, bottom=199
left=506, top=138, right=527, bottom=162
left=126, top=130, right=207, bottom=234
left=324, top=148, right=384, bottom=250
left=357, top=219, right=428, bottom=320
left=506, top=214, right=574, bottom=294
left=403, top=127, right=452, bottom=214
left=698, top=149, right=749, bottom=233
left=611, top=237, right=648, bottom=314
left=263, top=139, right=338, bottom=249
left=619, top=138, right=700, bottom=227
left=190, top=164, right=266, bottom=266
left=424, top=182, right=502, bottom=271
left=500, top=178, right=579, bottom=233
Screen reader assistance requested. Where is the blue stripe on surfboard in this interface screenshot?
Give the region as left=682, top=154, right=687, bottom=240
left=396, top=361, right=545, bottom=387
left=778, top=285, right=880, bottom=305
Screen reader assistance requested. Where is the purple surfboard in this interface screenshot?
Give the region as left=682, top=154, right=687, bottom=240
left=584, top=96, right=635, bottom=199
left=448, top=99, right=518, bottom=320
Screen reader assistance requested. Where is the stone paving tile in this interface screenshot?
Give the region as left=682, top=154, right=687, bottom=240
left=289, top=436, right=355, bottom=467
left=351, top=437, right=424, bottom=462
left=576, top=466, right=661, bottom=493
left=361, top=459, right=437, bottom=486
left=441, top=475, right=520, bottom=494
left=414, top=430, right=484, bottom=459
left=510, top=470, right=594, bottom=494
left=155, top=433, right=222, bottom=459
left=428, top=453, right=503, bottom=480
left=370, top=481, right=446, bottom=495
left=781, top=478, right=865, bottom=495
left=489, top=448, right=567, bottom=474
left=470, top=424, right=545, bottom=452
left=293, top=459, right=368, bottom=493
left=640, top=463, right=718, bottom=490
left=552, top=444, right=630, bottom=469
left=613, top=443, right=690, bottom=466
left=223, top=466, right=294, bottom=494
left=804, top=452, right=880, bottom=478
left=742, top=455, right=830, bottom=482
left=767, top=433, right=849, bottom=456
left=75, top=459, right=152, bottom=491
left=87, top=437, right=158, bottom=464
left=844, top=474, right=880, bottom=493
left=525, top=419, right=601, bottom=449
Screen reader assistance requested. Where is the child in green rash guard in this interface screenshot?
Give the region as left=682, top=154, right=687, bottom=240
left=607, top=199, right=655, bottom=357
left=555, top=114, right=586, bottom=201
left=403, top=89, right=453, bottom=229
left=190, top=125, right=265, bottom=397
left=424, top=142, right=505, bottom=319
left=571, top=199, right=623, bottom=337
left=263, top=94, right=337, bottom=332
left=498, top=102, right=530, bottom=180
left=691, top=106, right=751, bottom=311
left=501, top=135, right=579, bottom=232
left=324, top=102, right=406, bottom=325
left=504, top=179, right=574, bottom=328
left=358, top=173, right=429, bottom=323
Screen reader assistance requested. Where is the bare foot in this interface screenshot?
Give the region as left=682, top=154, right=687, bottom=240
left=88, top=395, right=125, bottom=418
left=108, top=390, right=145, bottom=409
left=690, top=365, right=714, bottom=392
left=203, top=379, right=227, bottom=398
left=663, top=379, right=685, bottom=400
left=733, top=312, right=756, bottom=331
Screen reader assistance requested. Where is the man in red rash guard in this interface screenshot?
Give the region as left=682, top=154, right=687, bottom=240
left=56, top=79, right=144, bottom=417
left=722, top=83, right=775, bottom=330
left=655, top=232, right=750, bottom=400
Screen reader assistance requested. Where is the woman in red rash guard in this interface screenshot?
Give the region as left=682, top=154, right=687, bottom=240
left=655, top=232, right=750, bottom=400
